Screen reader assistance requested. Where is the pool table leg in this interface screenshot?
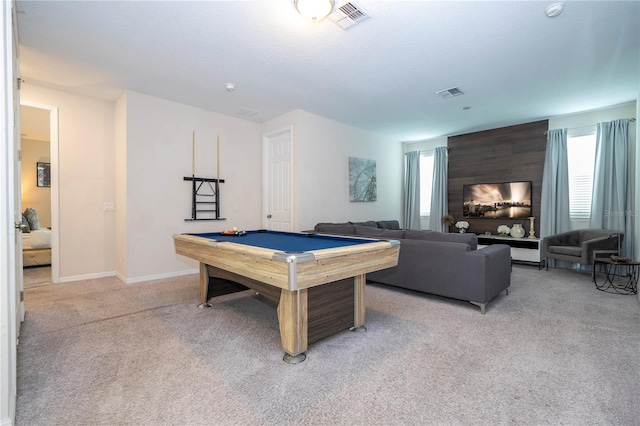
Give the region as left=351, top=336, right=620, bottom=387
left=350, top=274, right=367, bottom=332
left=278, top=288, right=308, bottom=364
left=198, top=262, right=212, bottom=308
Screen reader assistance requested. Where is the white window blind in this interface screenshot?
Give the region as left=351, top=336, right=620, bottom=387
left=419, top=153, right=434, bottom=216
left=567, top=134, right=596, bottom=220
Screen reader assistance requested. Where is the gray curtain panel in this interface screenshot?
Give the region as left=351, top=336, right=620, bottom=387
left=540, top=128, right=570, bottom=239
left=590, top=119, right=633, bottom=259
left=429, top=146, right=449, bottom=232
left=403, top=151, right=421, bottom=230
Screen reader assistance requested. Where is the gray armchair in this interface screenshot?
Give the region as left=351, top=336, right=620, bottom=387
left=542, top=229, right=623, bottom=272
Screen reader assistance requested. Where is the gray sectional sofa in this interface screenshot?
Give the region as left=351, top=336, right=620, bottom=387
left=313, top=220, right=511, bottom=314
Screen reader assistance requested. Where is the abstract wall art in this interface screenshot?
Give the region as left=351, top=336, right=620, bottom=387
left=349, top=157, right=377, bottom=202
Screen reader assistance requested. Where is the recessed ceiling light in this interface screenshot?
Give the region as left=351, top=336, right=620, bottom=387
left=225, top=83, right=235, bottom=92
left=545, top=2, right=564, bottom=17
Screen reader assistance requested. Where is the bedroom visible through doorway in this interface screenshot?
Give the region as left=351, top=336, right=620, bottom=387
left=20, top=104, right=55, bottom=282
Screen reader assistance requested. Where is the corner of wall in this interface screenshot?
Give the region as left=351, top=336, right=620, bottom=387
left=635, top=97, right=639, bottom=263
left=114, top=94, right=128, bottom=279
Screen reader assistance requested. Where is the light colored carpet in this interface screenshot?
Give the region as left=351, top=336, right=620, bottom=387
left=16, top=266, right=640, bottom=426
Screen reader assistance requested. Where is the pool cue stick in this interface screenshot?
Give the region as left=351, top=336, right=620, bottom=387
left=191, top=130, right=196, bottom=219
left=216, top=135, right=220, bottom=219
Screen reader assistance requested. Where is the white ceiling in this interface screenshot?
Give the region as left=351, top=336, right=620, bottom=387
left=16, top=0, right=639, bottom=141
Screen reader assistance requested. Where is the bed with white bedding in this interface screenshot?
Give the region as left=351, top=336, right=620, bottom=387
left=22, top=229, right=51, bottom=267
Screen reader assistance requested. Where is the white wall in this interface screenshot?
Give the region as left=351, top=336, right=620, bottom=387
left=263, top=110, right=403, bottom=231
left=19, top=83, right=637, bottom=283
left=121, top=92, right=263, bottom=282
left=403, top=136, right=447, bottom=153
left=20, top=85, right=116, bottom=281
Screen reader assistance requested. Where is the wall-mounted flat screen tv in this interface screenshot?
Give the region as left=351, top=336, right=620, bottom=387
left=463, top=181, right=532, bottom=219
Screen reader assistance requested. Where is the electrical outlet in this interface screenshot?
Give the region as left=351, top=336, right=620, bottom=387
left=104, top=202, right=114, bottom=211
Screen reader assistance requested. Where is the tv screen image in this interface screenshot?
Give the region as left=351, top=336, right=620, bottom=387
left=463, top=181, right=532, bottom=219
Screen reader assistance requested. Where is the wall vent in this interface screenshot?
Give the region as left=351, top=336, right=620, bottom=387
left=436, top=87, right=464, bottom=98
left=329, top=2, right=370, bottom=30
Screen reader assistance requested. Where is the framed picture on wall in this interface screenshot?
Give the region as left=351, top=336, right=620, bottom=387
left=349, top=157, right=377, bottom=202
left=37, top=162, right=50, bottom=187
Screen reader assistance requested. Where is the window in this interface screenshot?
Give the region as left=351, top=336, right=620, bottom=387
left=567, top=133, right=596, bottom=220
left=419, top=153, right=434, bottom=216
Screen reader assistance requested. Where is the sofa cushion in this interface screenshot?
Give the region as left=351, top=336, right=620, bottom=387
left=404, top=229, right=478, bottom=250
left=548, top=245, right=582, bottom=256
left=314, top=223, right=356, bottom=235
left=354, top=226, right=405, bottom=239
left=376, top=220, right=401, bottom=230
left=350, top=220, right=378, bottom=228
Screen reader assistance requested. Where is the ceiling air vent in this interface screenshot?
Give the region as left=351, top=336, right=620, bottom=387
left=329, top=2, right=370, bottom=30
left=235, top=108, right=259, bottom=118
left=436, top=87, right=464, bottom=98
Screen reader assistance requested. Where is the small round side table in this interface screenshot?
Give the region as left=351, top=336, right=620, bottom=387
left=593, top=258, right=639, bottom=295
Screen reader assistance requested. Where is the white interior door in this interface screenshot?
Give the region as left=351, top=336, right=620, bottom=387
left=12, top=7, right=23, bottom=324
left=263, top=128, right=293, bottom=231
left=0, top=1, right=20, bottom=423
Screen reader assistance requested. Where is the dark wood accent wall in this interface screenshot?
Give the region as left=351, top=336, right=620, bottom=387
left=447, top=120, right=548, bottom=236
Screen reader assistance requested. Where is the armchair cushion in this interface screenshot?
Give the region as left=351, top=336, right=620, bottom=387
left=548, top=246, right=582, bottom=257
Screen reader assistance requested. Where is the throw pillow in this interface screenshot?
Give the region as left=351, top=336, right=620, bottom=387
left=354, top=226, right=405, bottom=239
left=350, top=221, right=378, bottom=228
left=376, top=220, right=401, bottom=230
left=314, top=224, right=356, bottom=235
left=405, top=229, right=478, bottom=250
left=23, top=208, right=40, bottom=231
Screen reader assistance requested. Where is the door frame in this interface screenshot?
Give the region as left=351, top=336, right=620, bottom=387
left=262, top=126, right=295, bottom=230
left=20, top=101, right=60, bottom=283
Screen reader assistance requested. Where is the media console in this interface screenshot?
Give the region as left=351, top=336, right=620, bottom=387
left=477, top=234, right=544, bottom=268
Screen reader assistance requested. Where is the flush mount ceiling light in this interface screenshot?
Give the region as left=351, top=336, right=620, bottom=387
left=294, top=0, right=335, bottom=22
left=545, top=2, right=564, bottom=17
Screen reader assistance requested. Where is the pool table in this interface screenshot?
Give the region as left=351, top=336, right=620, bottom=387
left=173, top=230, right=400, bottom=362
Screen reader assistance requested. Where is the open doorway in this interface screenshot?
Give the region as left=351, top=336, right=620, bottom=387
left=20, top=103, right=59, bottom=285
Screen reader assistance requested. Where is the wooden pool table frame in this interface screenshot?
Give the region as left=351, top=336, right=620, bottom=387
left=173, top=232, right=400, bottom=362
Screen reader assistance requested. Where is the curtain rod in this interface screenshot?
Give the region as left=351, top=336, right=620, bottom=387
left=404, top=146, right=448, bottom=155
left=543, top=117, right=636, bottom=135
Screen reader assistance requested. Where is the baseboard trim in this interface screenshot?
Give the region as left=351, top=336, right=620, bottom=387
left=58, top=271, right=117, bottom=283
left=124, top=269, right=198, bottom=285
left=57, top=269, right=199, bottom=285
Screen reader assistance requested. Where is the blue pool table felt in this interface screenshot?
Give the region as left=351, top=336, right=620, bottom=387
left=188, top=230, right=371, bottom=253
